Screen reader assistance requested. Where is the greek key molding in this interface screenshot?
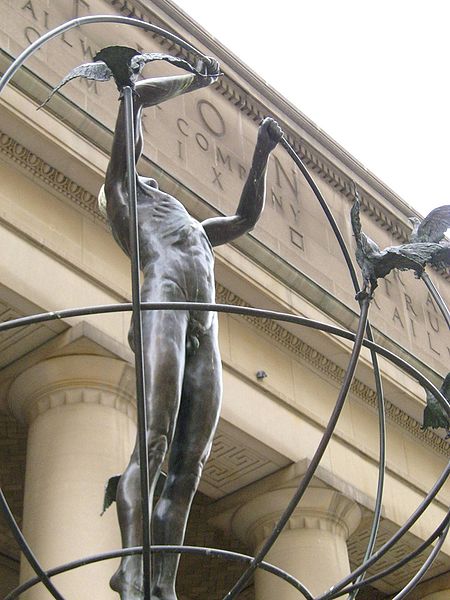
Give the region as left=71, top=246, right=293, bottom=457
left=215, top=283, right=450, bottom=456
left=0, top=131, right=105, bottom=224
left=202, top=430, right=273, bottom=493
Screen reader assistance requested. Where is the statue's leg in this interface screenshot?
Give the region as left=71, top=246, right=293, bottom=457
left=111, top=309, right=189, bottom=600
left=150, top=320, right=222, bottom=600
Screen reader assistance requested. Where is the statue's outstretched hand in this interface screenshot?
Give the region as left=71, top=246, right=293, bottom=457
left=196, top=56, right=221, bottom=83
left=258, top=117, right=284, bottom=153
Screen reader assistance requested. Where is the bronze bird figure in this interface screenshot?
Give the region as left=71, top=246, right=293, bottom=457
left=40, top=45, right=214, bottom=107
left=351, top=193, right=450, bottom=298
left=409, top=205, right=450, bottom=243
left=422, top=372, right=450, bottom=439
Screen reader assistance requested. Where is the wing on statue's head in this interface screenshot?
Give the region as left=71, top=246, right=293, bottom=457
left=430, top=242, right=450, bottom=270
left=414, top=205, right=450, bottom=243
left=130, top=52, right=205, bottom=76
left=39, top=61, right=113, bottom=109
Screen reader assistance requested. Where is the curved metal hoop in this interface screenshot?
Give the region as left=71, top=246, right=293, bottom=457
left=1, top=301, right=449, bottom=600
left=0, top=12, right=448, bottom=600
left=4, top=544, right=314, bottom=600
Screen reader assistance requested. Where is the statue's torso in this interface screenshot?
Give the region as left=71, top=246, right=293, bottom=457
left=108, top=177, right=216, bottom=308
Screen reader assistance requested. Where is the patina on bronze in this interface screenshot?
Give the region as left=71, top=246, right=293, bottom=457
left=90, top=47, right=284, bottom=600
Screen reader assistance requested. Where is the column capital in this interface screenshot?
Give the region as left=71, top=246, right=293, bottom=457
left=231, top=486, right=361, bottom=549
left=7, top=354, right=136, bottom=424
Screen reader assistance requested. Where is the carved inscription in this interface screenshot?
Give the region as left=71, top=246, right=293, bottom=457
left=20, top=0, right=101, bottom=94
left=174, top=103, right=301, bottom=230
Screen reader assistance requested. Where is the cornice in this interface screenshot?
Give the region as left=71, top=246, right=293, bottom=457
left=0, top=121, right=447, bottom=455
left=216, top=284, right=450, bottom=457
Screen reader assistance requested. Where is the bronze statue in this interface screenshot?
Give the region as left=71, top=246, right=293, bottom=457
left=93, top=50, right=283, bottom=600
left=351, top=191, right=450, bottom=298
left=408, top=205, right=450, bottom=243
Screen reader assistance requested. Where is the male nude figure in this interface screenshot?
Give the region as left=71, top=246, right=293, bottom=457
left=103, top=57, right=282, bottom=600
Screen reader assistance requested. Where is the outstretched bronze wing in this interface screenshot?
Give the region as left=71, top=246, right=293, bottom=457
left=429, top=241, right=450, bottom=269
left=411, top=205, right=450, bottom=243
left=373, top=244, right=425, bottom=279
left=130, top=52, right=207, bottom=76
left=39, top=61, right=113, bottom=108
left=375, top=241, right=450, bottom=279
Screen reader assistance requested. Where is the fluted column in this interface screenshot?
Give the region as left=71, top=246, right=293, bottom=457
left=8, top=355, right=137, bottom=600
left=231, top=486, right=361, bottom=598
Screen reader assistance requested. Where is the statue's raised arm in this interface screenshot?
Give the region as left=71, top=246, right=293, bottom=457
left=202, top=117, right=283, bottom=246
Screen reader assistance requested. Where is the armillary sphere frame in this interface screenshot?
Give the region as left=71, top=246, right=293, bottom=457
left=0, top=14, right=449, bottom=600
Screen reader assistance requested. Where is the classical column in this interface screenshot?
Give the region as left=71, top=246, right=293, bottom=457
left=231, top=486, right=361, bottom=598
left=8, top=355, right=137, bottom=600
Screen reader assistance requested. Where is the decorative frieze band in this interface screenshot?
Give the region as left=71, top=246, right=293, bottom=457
left=0, top=132, right=105, bottom=223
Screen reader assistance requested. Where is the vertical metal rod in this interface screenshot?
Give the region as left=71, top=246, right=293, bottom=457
left=0, top=488, right=66, bottom=600
left=348, top=346, right=386, bottom=600
left=421, top=271, right=450, bottom=328
left=223, top=295, right=371, bottom=600
left=123, top=85, right=152, bottom=599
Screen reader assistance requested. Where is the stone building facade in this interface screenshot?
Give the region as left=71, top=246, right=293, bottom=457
left=0, top=1, right=448, bottom=598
